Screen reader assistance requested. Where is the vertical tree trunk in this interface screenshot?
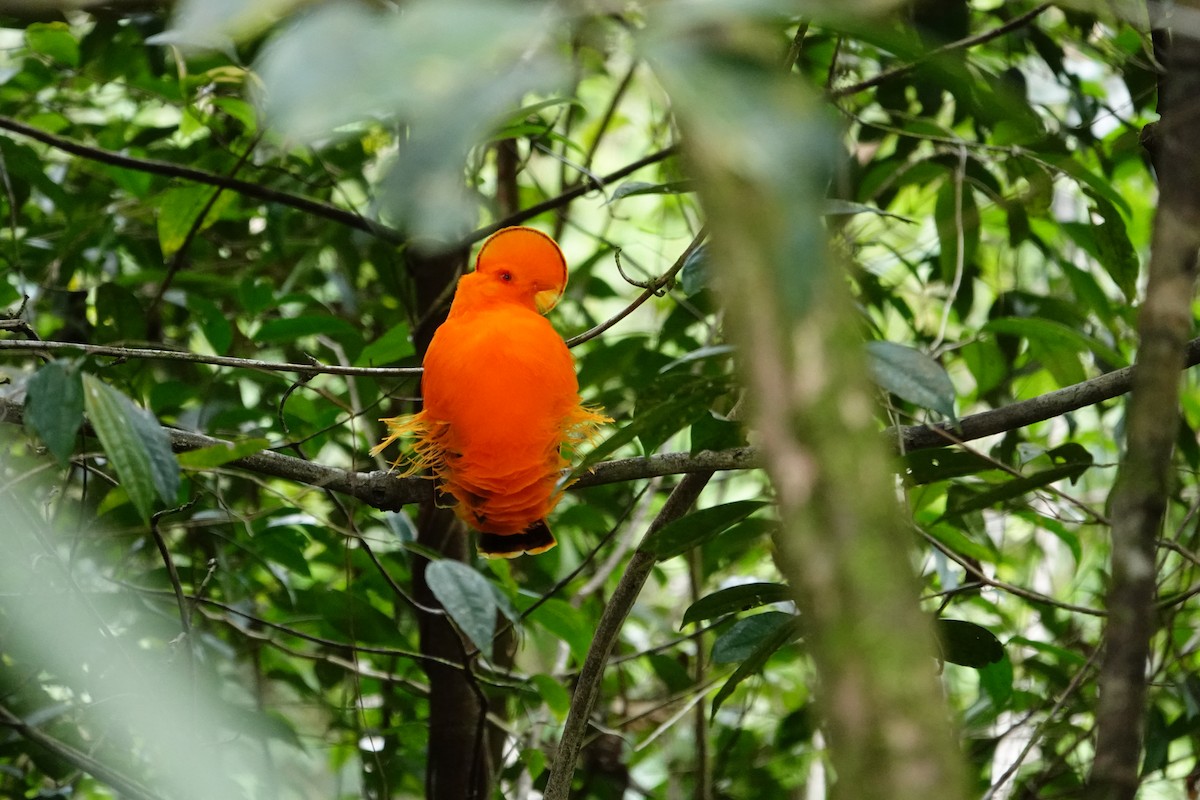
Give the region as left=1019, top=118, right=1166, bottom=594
left=662, top=20, right=970, bottom=798
left=404, top=245, right=493, bottom=799
left=1090, top=19, right=1200, bottom=800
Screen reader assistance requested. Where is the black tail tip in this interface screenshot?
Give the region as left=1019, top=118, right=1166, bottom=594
left=478, top=519, right=557, bottom=558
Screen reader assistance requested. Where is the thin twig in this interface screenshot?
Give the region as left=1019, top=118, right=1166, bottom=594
left=0, top=114, right=400, bottom=242
left=0, top=113, right=679, bottom=254
left=0, top=339, right=421, bottom=377
left=830, top=4, right=1053, bottom=99
left=566, top=226, right=705, bottom=348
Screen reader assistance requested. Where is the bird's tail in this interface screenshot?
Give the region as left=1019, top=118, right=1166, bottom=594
left=477, top=519, right=556, bottom=558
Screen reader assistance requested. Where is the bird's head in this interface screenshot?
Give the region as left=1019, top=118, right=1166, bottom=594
left=472, top=226, right=568, bottom=314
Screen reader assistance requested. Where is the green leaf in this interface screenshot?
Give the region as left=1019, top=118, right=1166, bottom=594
left=679, top=243, right=709, bottom=298
left=254, top=315, right=361, bottom=344
left=530, top=674, right=571, bottom=721
left=157, top=185, right=233, bottom=258
left=188, top=295, right=234, bottom=355
left=522, top=597, right=592, bottom=664
left=712, top=611, right=796, bottom=664
left=689, top=411, right=745, bottom=454
left=576, top=393, right=712, bottom=471
left=866, top=341, right=956, bottom=418
left=822, top=198, right=914, bottom=223
left=177, top=438, right=270, bottom=469
left=425, top=560, right=496, bottom=660
left=923, top=522, right=998, bottom=564
left=935, top=618, right=1004, bottom=669
left=960, top=337, right=1008, bottom=396
left=26, top=23, right=80, bottom=67
left=683, top=582, right=792, bottom=628
left=979, top=655, right=1014, bottom=708
left=934, top=177, right=978, bottom=285
left=942, top=450, right=1092, bottom=519
left=82, top=375, right=181, bottom=521
left=642, top=500, right=768, bottom=561
left=607, top=180, right=696, bottom=203
left=248, top=524, right=312, bottom=578
left=1086, top=189, right=1139, bottom=302
left=25, top=361, right=84, bottom=464
left=902, top=448, right=997, bottom=485
left=711, top=613, right=802, bottom=718
left=357, top=322, right=416, bottom=366
left=1040, top=153, right=1131, bottom=216
left=659, top=344, right=735, bottom=374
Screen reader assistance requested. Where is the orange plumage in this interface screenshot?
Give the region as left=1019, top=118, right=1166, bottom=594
left=372, top=226, right=609, bottom=558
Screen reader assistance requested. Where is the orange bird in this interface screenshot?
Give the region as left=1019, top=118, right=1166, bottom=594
left=372, top=226, right=609, bottom=558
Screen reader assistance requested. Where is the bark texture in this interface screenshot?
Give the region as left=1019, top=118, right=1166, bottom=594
left=1090, top=21, right=1200, bottom=800
left=668, top=34, right=970, bottom=800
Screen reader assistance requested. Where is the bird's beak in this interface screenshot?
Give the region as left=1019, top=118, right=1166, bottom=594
left=534, top=287, right=563, bottom=314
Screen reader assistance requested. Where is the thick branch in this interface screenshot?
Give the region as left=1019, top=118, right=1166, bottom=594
left=4, top=335, right=1200, bottom=507
left=895, top=336, right=1200, bottom=450
left=1090, top=25, right=1200, bottom=800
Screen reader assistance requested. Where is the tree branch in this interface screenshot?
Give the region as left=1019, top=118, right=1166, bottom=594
left=830, top=3, right=1053, bottom=99
left=1090, top=23, right=1200, bottom=800
left=0, top=114, right=403, bottom=243
left=4, top=336, right=1200, bottom=508
left=543, top=470, right=713, bottom=800
left=895, top=336, right=1200, bottom=450
left=0, top=339, right=421, bottom=377
left=469, top=145, right=681, bottom=245
left=0, top=113, right=678, bottom=254
left=0, top=703, right=161, bottom=800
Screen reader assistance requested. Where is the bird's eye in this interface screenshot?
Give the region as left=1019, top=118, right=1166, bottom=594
left=500, top=271, right=513, bottom=282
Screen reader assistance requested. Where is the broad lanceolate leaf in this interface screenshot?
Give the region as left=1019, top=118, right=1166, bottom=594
left=822, top=198, right=914, bottom=223
left=25, top=22, right=80, bottom=67
left=866, top=341, right=956, bottom=419
left=25, top=360, right=84, bottom=464
left=680, top=243, right=709, bottom=298
left=641, top=500, right=768, bottom=561
left=682, top=582, right=792, bottom=628
left=711, top=611, right=796, bottom=664
left=711, top=612, right=803, bottom=719
left=934, top=618, right=1004, bottom=669
left=902, top=448, right=997, bottom=486
left=607, top=180, right=696, bottom=203
left=425, top=560, right=496, bottom=660
left=82, top=375, right=181, bottom=521
left=156, top=185, right=234, bottom=258
left=357, top=322, right=416, bottom=366
left=934, top=177, right=979, bottom=286
left=941, top=446, right=1093, bottom=520
left=177, top=438, right=270, bottom=469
